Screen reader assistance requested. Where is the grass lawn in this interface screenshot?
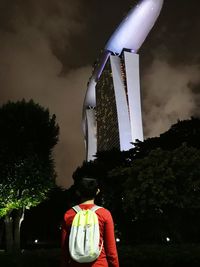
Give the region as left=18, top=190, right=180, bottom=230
left=1, top=244, right=200, bottom=267
left=0, top=249, right=61, bottom=267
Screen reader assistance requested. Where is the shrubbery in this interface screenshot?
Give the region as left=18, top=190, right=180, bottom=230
left=118, top=244, right=200, bottom=267
left=1, top=245, right=200, bottom=267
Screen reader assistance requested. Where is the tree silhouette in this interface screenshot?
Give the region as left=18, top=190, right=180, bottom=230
left=130, top=117, right=200, bottom=159
left=0, top=99, right=59, bottom=253
left=121, top=144, right=200, bottom=243
left=73, top=117, right=200, bottom=244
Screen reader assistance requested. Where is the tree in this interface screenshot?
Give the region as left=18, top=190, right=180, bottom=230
left=0, top=100, right=59, bottom=253
left=121, top=144, right=200, bottom=243
left=72, top=118, right=200, bottom=244
left=21, top=186, right=69, bottom=248
left=129, top=117, right=200, bottom=159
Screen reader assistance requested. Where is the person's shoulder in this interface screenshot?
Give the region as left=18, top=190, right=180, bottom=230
left=96, top=206, right=113, bottom=219
left=63, top=207, right=76, bottom=221
left=97, top=206, right=110, bottom=213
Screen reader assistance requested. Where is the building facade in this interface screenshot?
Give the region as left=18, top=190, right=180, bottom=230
left=82, top=0, right=164, bottom=161
left=84, top=50, right=143, bottom=161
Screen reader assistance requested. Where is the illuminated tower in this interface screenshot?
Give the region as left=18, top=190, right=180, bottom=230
left=82, top=0, right=164, bottom=161
left=96, top=50, right=143, bottom=152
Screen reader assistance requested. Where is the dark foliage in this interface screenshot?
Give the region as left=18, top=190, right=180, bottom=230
left=72, top=117, right=200, bottom=244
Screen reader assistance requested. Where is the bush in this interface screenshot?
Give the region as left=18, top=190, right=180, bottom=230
left=118, top=244, right=200, bottom=267
left=1, top=245, right=200, bottom=267
left=0, top=249, right=60, bottom=267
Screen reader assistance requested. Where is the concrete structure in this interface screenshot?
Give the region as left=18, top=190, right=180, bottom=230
left=96, top=51, right=143, bottom=152
left=82, top=0, right=164, bottom=161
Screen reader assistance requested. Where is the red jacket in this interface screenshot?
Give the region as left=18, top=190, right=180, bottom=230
left=61, top=203, right=119, bottom=267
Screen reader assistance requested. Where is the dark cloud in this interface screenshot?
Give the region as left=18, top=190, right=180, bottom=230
left=140, top=0, right=200, bottom=64
left=142, top=59, right=200, bottom=137
left=0, top=0, right=90, bottom=188
left=0, top=0, right=200, bottom=187
left=139, top=0, right=200, bottom=137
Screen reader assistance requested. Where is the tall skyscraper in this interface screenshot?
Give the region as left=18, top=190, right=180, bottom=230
left=96, top=50, right=143, bottom=152
left=82, top=0, right=164, bottom=161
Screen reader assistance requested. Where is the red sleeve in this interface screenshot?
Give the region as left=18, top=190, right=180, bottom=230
left=103, top=211, right=119, bottom=267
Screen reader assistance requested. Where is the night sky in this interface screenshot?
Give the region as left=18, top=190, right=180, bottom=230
left=0, top=0, right=200, bottom=188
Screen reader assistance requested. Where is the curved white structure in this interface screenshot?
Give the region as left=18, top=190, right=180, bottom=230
left=105, top=0, right=164, bottom=55
left=82, top=0, right=164, bottom=160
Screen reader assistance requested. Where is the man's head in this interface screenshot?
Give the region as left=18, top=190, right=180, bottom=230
left=74, top=177, right=100, bottom=202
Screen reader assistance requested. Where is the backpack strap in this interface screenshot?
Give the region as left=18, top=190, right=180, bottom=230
left=72, top=205, right=82, bottom=213
left=90, top=205, right=104, bottom=250
left=72, top=205, right=102, bottom=213
left=90, top=205, right=102, bottom=212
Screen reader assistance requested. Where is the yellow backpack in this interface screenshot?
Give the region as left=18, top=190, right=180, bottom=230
left=69, top=205, right=103, bottom=263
